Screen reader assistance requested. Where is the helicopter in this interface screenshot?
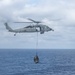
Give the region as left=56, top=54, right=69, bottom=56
left=4, top=18, right=54, bottom=36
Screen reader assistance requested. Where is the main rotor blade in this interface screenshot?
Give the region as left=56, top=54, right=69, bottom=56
left=28, top=18, right=36, bottom=22
left=14, top=22, right=33, bottom=23
left=28, top=18, right=42, bottom=23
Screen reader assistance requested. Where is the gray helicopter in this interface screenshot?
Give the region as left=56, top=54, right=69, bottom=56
left=4, top=19, right=54, bottom=36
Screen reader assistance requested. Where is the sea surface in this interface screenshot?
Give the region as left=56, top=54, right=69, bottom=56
left=0, top=49, right=75, bottom=75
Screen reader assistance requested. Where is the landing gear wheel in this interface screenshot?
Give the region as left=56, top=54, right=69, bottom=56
left=14, top=33, right=16, bottom=36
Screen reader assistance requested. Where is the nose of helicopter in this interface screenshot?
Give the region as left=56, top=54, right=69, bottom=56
left=51, top=29, right=54, bottom=31
left=48, top=27, right=54, bottom=31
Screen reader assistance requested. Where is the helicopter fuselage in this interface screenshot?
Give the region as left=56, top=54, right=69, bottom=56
left=4, top=23, right=54, bottom=36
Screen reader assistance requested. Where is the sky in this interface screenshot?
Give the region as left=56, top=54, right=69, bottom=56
left=0, top=0, right=75, bottom=49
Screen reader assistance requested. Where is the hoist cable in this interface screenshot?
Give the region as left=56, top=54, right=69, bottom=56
left=36, top=32, right=38, bottom=55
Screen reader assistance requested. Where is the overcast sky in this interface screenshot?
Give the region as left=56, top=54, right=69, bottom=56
left=0, top=0, right=75, bottom=49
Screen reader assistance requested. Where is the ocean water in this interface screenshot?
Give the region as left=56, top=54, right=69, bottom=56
left=0, top=49, right=75, bottom=75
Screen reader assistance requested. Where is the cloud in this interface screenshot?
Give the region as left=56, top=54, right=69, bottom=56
left=0, top=0, right=75, bottom=49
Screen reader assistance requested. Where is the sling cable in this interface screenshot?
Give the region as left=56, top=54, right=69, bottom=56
left=34, top=32, right=39, bottom=63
